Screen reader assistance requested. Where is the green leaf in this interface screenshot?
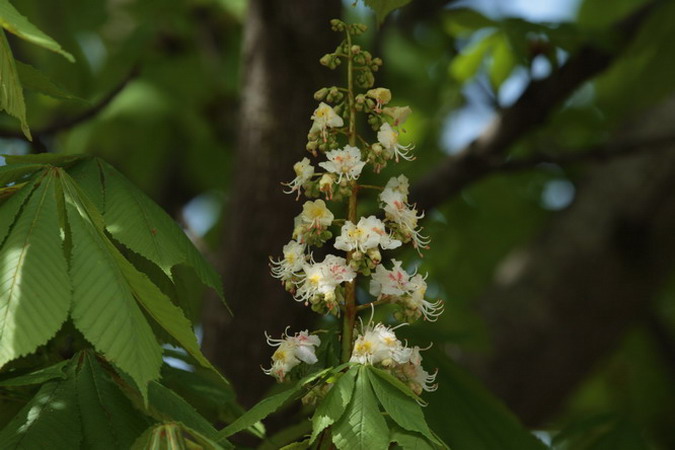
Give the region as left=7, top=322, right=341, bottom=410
left=66, top=158, right=105, bottom=213
left=489, top=34, right=516, bottom=89
left=366, top=367, right=439, bottom=445
left=131, top=422, right=227, bottom=450
left=363, top=0, right=412, bottom=25
left=16, top=61, right=85, bottom=102
left=443, top=8, right=497, bottom=37
left=63, top=178, right=162, bottom=402
left=0, top=172, right=70, bottom=368
left=390, top=425, right=436, bottom=450
left=100, top=161, right=225, bottom=301
left=310, top=366, right=358, bottom=443
left=0, top=359, right=67, bottom=386
left=0, top=375, right=81, bottom=449
left=0, top=173, right=39, bottom=244
left=583, top=419, right=651, bottom=450
left=368, top=365, right=424, bottom=404
left=449, top=32, right=498, bottom=83
left=219, top=368, right=331, bottom=439
left=0, top=163, right=43, bottom=187
left=146, top=381, right=222, bottom=443
left=76, top=351, right=152, bottom=449
left=220, top=386, right=299, bottom=439
left=160, top=364, right=242, bottom=425
left=0, top=29, right=29, bottom=140
left=2, top=153, right=85, bottom=166
left=425, top=352, right=547, bottom=450
left=0, top=0, right=74, bottom=61
left=332, top=366, right=390, bottom=450
left=114, top=251, right=225, bottom=382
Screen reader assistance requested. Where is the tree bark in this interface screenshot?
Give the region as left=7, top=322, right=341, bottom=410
left=201, top=0, right=341, bottom=407
left=463, top=98, right=675, bottom=425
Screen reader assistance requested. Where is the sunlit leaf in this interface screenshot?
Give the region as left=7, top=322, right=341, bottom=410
left=0, top=29, right=29, bottom=140
left=0, top=172, right=70, bottom=368
left=0, top=0, right=74, bottom=61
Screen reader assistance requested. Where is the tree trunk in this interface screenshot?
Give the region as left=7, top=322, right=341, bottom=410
left=463, top=98, right=675, bottom=425
left=201, top=0, right=340, bottom=407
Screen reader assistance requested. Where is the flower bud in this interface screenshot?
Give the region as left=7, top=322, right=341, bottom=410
left=367, top=248, right=381, bottom=265
left=319, top=54, right=333, bottom=67
left=372, top=143, right=383, bottom=154
left=351, top=45, right=361, bottom=54
left=314, top=88, right=328, bottom=100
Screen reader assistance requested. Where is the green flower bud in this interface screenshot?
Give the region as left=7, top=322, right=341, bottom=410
left=314, top=87, right=328, bottom=100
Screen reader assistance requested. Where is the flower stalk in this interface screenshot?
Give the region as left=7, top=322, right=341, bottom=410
left=265, top=18, right=441, bottom=396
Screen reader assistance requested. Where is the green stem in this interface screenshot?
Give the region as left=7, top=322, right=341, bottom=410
left=341, top=29, right=359, bottom=364
left=356, top=297, right=390, bottom=312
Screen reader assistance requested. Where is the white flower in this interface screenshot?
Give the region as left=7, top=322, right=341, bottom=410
left=408, top=347, right=438, bottom=393
left=283, top=158, right=314, bottom=198
left=318, top=145, right=366, bottom=183
left=334, top=215, right=401, bottom=254
left=366, top=87, right=392, bottom=111
left=379, top=179, right=429, bottom=253
left=383, top=175, right=410, bottom=197
left=350, top=322, right=411, bottom=366
left=407, top=274, right=444, bottom=322
left=377, top=122, right=414, bottom=162
left=310, top=102, right=344, bottom=139
left=299, top=199, right=334, bottom=229
left=294, top=255, right=356, bottom=304
left=369, top=259, right=411, bottom=298
left=270, top=240, right=306, bottom=282
left=263, top=329, right=321, bottom=381
left=383, top=106, right=412, bottom=126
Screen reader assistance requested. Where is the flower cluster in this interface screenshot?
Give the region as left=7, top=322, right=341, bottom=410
left=350, top=322, right=437, bottom=395
left=263, top=329, right=321, bottom=382
left=264, top=20, right=442, bottom=393
left=370, top=260, right=443, bottom=322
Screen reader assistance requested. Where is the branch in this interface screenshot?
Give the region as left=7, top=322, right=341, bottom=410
left=0, top=66, right=139, bottom=142
left=495, top=133, right=675, bottom=172
left=410, top=1, right=661, bottom=212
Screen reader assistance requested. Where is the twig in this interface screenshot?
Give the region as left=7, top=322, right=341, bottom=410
left=495, top=134, right=675, bottom=172
left=0, top=66, right=140, bottom=142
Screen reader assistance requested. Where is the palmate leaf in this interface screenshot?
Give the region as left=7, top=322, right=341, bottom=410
left=64, top=181, right=162, bottom=403
left=16, top=61, right=85, bottom=102
left=220, top=368, right=332, bottom=440
left=0, top=359, right=67, bottom=386
left=0, top=371, right=81, bottom=449
left=310, top=366, right=358, bottom=443
left=0, top=28, right=29, bottom=140
left=0, top=172, right=39, bottom=244
left=425, top=352, right=548, bottom=450
left=131, top=422, right=226, bottom=450
left=0, top=171, right=70, bottom=368
left=63, top=170, right=222, bottom=397
left=0, top=0, right=74, bottom=62
left=100, top=161, right=224, bottom=301
left=331, top=366, right=389, bottom=450
left=0, top=162, right=44, bottom=187
left=366, top=367, right=441, bottom=447
left=390, top=425, right=437, bottom=450
left=76, top=351, right=153, bottom=450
